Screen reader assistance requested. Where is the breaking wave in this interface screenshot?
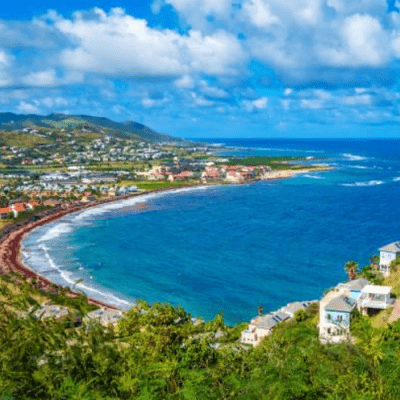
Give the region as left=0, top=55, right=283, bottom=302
left=341, top=180, right=384, bottom=187
left=341, top=153, right=368, bottom=161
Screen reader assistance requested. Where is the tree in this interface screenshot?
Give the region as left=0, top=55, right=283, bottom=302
left=370, top=254, right=380, bottom=268
left=345, top=260, right=359, bottom=280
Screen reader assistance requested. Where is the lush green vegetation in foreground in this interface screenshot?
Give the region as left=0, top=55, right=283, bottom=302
left=1, top=269, right=400, bottom=400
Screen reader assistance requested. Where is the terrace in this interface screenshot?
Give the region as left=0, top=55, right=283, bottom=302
left=357, top=285, right=394, bottom=311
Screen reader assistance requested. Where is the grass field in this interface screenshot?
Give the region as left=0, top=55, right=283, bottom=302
left=0, top=132, right=50, bottom=148
left=134, top=180, right=201, bottom=190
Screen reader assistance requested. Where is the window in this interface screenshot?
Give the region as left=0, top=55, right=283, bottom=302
left=326, top=314, right=331, bottom=320
left=337, top=315, right=343, bottom=322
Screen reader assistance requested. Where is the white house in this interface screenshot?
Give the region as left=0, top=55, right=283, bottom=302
left=319, top=291, right=355, bottom=344
left=319, top=282, right=394, bottom=343
left=357, top=285, right=394, bottom=315
left=379, top=242, right=400, bottom=276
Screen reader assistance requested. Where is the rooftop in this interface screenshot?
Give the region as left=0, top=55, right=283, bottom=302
left=361, top=285, right=392, bottom=295
left=343, top=278, right=370, bottom=292
left=379, top=241, right=400, bottom=253
left=325, top=295, right=355, bottom=313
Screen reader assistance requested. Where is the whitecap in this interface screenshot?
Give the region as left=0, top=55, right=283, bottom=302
left=32, top=244, right=133, bottom=309
left=341, top=180, right=384, bottom=187
left=393, top=177, right=400, bottom=182
left=300, top=174, right=325, bottom=180
left=72, top=185, right=213, bottom=223
left=38, top=223, right=73, bottom=242
left=348, top=165, right=368, bottom=170
left=341, top=153, right=368, bottom=161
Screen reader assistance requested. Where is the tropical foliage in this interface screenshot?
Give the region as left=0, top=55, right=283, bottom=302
left=1, top=270, right=400, bottom=399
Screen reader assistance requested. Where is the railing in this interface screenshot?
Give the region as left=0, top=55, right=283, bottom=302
left=357, top=298, right=393, bottom=309
left=324, top=319, right=349, bottom=327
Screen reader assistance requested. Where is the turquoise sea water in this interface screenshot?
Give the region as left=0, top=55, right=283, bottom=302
left=22, top=139, right=400, bottom=324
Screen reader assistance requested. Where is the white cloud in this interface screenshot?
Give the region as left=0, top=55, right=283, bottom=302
left=190, top=92, right=215, bottom=107
left=22, top=69, right=57, bottom=87
left=242, top=96, right=268, bottom=111
left=17, top=101, right=41, bottom=114
left=50, top=8, right=246, bottom=79
left=341, top=94, right=373, bottom=105
left=57, top=9, right=186, bottom=77
left=186, top=30, right=247, bottom=75
left=300, top=99, right=324, bottom=109
left=199, top=80, right=229, bottom=98
left=163, top=0, right=233, bottom=29
left=242, top=0, right=280, bottom=29
left=174, top=75, right=195, bottom=89
left=318, top=14, right=389, bottom=67
left=142, top=95, right=171, bottom=108
left=40, top=96, right=70, bottom=108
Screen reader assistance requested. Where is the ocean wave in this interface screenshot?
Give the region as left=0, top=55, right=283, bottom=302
left=348, top=165, right=368, bottom=170
left=393, top=177, right=400, bottom=182
left=300, top=174, right=325, bottom=180
left=72, top=185, right=213, bottom=222
left=341, top=153, right=368, bottom=161
left=341, top=180, right=384, bottom=187
left=38, top=223, right=73, bottom=242
left=29, top=244, right=133, bottom=309
left=222, top=145, right=324, bottom=153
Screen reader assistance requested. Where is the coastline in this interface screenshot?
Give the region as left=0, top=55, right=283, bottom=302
left=0, top=167, right=331, bottom=311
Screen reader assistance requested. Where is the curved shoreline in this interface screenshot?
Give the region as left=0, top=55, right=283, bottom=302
left=0, top=168, right=330, bottom=311
left=0, top=187, right=195, bottom=310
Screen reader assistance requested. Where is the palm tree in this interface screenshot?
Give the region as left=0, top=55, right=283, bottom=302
left=345, top=260, right=359, bottom=280
left=369, top=255, right=379, bottom=269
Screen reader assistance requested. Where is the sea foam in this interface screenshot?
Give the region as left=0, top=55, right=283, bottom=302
left=342, top=153, right=368, bottom=161
left=341, top=180, right=384, bottom=187
left=38, top=223, right=73, bottom=242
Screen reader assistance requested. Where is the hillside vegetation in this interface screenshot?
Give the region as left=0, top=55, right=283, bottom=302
left=1, top=269, right=400, bottom=399
left=0, top=113, right=178, bottom=143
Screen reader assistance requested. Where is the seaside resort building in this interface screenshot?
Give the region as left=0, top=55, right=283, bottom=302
left=319, top=278, right=394, bottom=344
left=379, top=241, right=400, bottom=277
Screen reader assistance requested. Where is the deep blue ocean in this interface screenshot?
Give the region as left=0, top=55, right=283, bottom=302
left=21, top=139, right=400, bottom=325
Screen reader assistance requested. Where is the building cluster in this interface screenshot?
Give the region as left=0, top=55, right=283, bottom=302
left=242, top=241, right=400, bottom=347
left=0, top=169, right=139, bottom=205
left=0, top=127, right=211, bottom=166
left=319, top=278, right=393, bottom=344
left=318, top=241, right=400, bottom=344
left=141, top=162, right=273, bottom=184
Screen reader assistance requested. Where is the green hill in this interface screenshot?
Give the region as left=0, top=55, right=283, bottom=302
left=0, top=112, right=179, bottom=142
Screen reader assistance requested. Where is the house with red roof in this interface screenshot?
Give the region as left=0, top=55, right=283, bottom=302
left=202, top=166, right=222, bottom=182
left=174, top=170, right=193, bottom=181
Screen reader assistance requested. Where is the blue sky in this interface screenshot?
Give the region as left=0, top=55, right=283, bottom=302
left=1, top=1, right=400, bottom=138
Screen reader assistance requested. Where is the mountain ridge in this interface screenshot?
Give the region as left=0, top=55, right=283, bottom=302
left=0, top=112, right=179, bottom=142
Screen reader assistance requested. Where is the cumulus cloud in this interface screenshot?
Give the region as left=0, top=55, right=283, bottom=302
left=22, top=69, right=57, bottom=87
left=51, top=8, right=246, bottom=78
left=199, top=80, right=229, bottom=99
left=242, top=96, right=268, bottom=111
left=17, top=101, right=41, bottom=114
left=174, top=75, right=195, bottom=89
